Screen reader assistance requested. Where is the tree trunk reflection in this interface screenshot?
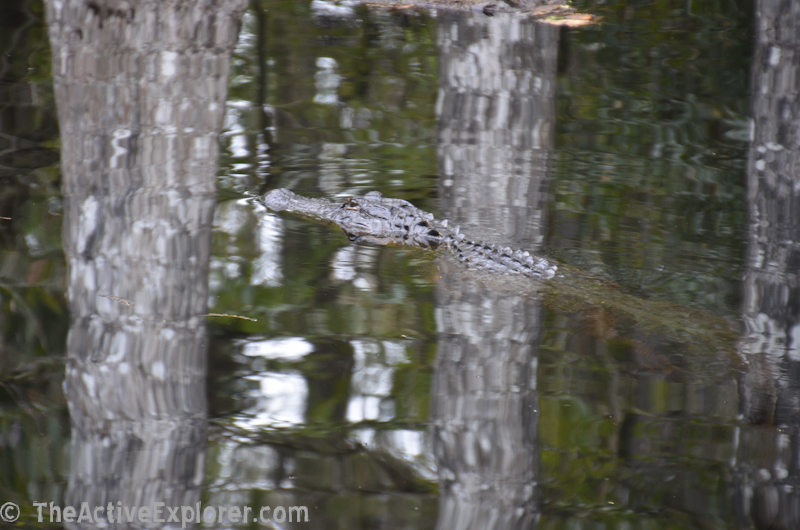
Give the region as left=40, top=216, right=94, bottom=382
left=45, top=0, right=245, bottom=526
left=737, top=0, right=800, bottom=527
left=432, top=13, right=558, bottom=529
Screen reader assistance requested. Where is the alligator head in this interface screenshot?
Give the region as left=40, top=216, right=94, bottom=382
left=329, top=191, right=448, bottom=248
left=263, top=189, right=448, bottom=248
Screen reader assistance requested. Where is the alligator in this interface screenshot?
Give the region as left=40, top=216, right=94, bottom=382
left=260, top=188, right=741, bottom=366
left=262, top=188, right=557, bottom=279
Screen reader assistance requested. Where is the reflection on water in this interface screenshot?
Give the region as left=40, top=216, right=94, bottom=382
left=8, top=0, right=800, bottom=528
left=433, top=262, right=542, bottom=530
left=45, top=0, right=246, bottom=527
left=432, top=13, right=552, bottom=529
left=437, top=13, right=556, bottom=247
left=736, top=1, right=800, bottom=526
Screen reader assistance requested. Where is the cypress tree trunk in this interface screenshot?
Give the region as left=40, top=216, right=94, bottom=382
left=436, top=12, right=557, bottom=246
left=432, top=13, right=558, bottom=529
left=736, top=1, right=800, bottom=528
left=45, top=0, right=246, bottom=525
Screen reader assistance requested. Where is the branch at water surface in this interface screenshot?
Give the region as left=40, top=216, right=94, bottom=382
left=312, top=0, right=598, bottom=24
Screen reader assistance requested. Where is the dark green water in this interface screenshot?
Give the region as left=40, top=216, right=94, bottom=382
left=8, top=0, right=798, bottom=528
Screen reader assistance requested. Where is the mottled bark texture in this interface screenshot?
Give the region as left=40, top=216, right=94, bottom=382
left=432, top=13, right=555, bottom=530
left=736, top=1, right=800, bottom=528
left=432, top=263, right=542, bottom=530
left=45, top=0, right=246, bottom=526
left=437, top=13, right=557, bottom=248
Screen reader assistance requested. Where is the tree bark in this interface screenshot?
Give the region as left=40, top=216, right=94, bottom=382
left=432, top=262, right=542, bottom=530
left=432, top=13, right=558, bottom=529
left=736, top=1, right=800, bottom=528
left=437, top=12, right=557, bottom=247
left=45, top=0, right=246, bottom=526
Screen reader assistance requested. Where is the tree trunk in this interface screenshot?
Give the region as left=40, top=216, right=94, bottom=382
left=432, top=13, right=558, bottom=529
left=736, top=1, right=800, bottom=528
left=45, top=0, right=246, bottom=526
left=437, top=12, right=557, bottom=247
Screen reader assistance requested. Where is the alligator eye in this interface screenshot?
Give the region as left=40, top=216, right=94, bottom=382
left=344, top=198, right=359, bottom=210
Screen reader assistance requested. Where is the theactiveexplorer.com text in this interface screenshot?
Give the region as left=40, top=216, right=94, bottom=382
left=33, top=502, right=309, bottom=527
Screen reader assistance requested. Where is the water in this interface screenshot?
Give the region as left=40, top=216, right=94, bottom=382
left=5, top=0, right=796, bottom=528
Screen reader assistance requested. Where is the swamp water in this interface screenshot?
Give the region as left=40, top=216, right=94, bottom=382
left=4, top=0, right=797, bottom=528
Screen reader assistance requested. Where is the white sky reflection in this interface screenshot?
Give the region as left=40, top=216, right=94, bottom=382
left=250, top=213, right=284, bottom=287
left=237, top=372, right=308, bottom=429
left=242, top=337, right=314, bottom=361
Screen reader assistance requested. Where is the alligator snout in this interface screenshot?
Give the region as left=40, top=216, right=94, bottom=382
left=262, top=188, right=296, bottom=211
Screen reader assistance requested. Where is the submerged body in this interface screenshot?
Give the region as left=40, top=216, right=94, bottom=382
left=262, top=188, right=557, bottom=279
